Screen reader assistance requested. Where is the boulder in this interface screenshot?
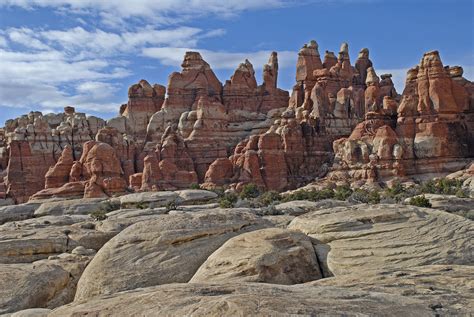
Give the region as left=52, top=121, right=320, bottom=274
left=74, top=209, right=271, bottom=301
left=191, top=228, right=322, bottom=284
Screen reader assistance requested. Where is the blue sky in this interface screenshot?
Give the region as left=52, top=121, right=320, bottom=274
left=0, top=0, right=472, bottom=124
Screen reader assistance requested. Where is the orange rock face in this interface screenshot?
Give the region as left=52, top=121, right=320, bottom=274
left=328, top=51, right=474, bottom=185
left=1, top=44, right=472, bottom=202
left=32, top=141, right=127, bottom=199
left=1, top=108, right=105, bottom=203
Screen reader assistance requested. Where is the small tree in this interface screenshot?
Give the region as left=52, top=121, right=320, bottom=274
left=408, top=195, right=432, bottom=208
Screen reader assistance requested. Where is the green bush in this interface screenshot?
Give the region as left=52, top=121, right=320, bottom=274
left=135, top=202, right=148, bottom=209
left=258, top=191, right=281, bottom=206
left=281, top=188, right=335, bottom=203
left=408, top=195, right=432, bottom=208
left=334, top=185, right=353, bottom=201
left=189, top=183, right=201, bottom=190
left=420, top=178, right=463, bottom=195
left=455, top=189, right=469, bottom=198
left=240, top=183, right=261, bottom=199
left=165, top=201, right=177, bottom=212
left=218, top=192, right=238, bottom=208
left=351, top=189, right=381, bottom=204
left=89, top=209, right=108, bottom=221
left=383, top=182, right=407, bottom=202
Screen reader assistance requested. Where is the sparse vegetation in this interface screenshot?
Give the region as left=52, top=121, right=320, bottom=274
left=165, top=201, right=177, bottom=212
left=189, top=183, right=201, bottom=190
left=219, top=192, right=238, bottom=208
left=281, top=188, right=334, bottom=202
left=408, top=195, right=432, bottom=208
left=135, top=202, right=148, bottom=209
left=89, top=209, right=108, bottom=221
left=239, top=183, right=261, bottom=199
left=420, top=178, right=463, bottom=195
left=350, top=189, right=381, bottom=204
left=258, top=191, right=281, bottom=206
left=334, top=185, right=353, bottom=201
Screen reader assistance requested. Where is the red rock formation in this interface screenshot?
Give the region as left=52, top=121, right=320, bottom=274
left=2, top=108, right=105, bottom=202
left=32, top=141, right=127, bottom=199
left=141, top=125, right=197, bottom=190
left=44, top=145, right=74, bottom=189
left=203, top=41, right=400, bottom=191
left=328, top=51, right=474, bottom=186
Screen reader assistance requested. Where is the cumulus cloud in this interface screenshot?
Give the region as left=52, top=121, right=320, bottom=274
left=0, top=0, right=302, bottom=26
left=142, top=47, right=296, bottom=70
left=0, top=24, right=226, bottom=115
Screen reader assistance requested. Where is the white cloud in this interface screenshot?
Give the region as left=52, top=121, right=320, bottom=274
left=0, top=0, right=300, bottom=26
left=7, top=27, right=50, bottom=50
left=142, top=47, right=296, bottom=70
left=0, top=35, right=7, bottom=47
left=0, top=47, right=130, bottom=112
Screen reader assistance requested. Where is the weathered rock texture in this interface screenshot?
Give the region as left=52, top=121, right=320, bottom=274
left=190, top=228, right=322, bottom=284
left=50, top=282, right=453, bottom=316
left=328, top=51, right=474, bottom=186
left=0, top=108, right=105, bottom=203
left=74, top=209, right=271, bottom=301
left=0, top=44, right=471, bottom=201
left=288, top=204, right=474, bottom=277
left=203, top=41, right=402, bottom=191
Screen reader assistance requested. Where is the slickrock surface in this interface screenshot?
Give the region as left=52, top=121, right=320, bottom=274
left=288, top=204, right=474, bottom=276
left=51, top=282, right=446, bottom=316
left=74, top=209, right=271, bottom=301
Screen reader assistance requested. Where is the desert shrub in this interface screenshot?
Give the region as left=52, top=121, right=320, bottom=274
left=89, top=209, right=108, bottom=221
left=165, top=201, right=177, bottom=212
left=383, top=182, right=407, bottom=202
left=189, top=183, right=201, bottom=190
left=408, top=195, right=432, bottom=208
left=281, top=188, right=335, bottom=203
left=258, top=191, right=281, bottom=206
left=455, top=188, right=469, bottom=198
left=420, top=178, right=463, bottom=195
left=135, top=202, right=148, bottom=209
left=219, top=192, right=238, bottom=208
left=334, top=185, right=353, bottom=201
left=240, top=183, right=261, bottom=199
left=350, top=189, right=381, bottom=204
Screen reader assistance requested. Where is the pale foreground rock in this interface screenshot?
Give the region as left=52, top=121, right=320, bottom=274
left=191, top=228, right=322, bottom=284
left=74, top=209, right=271, bottom=301
left=0, top=253, right=92, bottom=314
left=0, top=203, right=39, bottom=225
left=312, top=265, right=474, bottom=316
left=118, top=191, right=178, bottom=208
left=51, top=282, right=436, bottom=316
left=33, top=198, right=109, bottom=217
left=288, top=204, right=474, bottom=276
left=404, top=194, right=474, bottom=219
left=274, top=199, right=351, bottom=215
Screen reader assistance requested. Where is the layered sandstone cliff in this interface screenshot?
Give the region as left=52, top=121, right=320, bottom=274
left=328, top=51, right=474, bottom=186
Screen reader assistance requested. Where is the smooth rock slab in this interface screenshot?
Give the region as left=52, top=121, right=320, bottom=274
left=288, top=204, right=474, bottom=277
left=51, top=282, right=435, bottom=316
left=119, top=191, right=178, bottom=208
left=0, top=203, right=39, bottom=225
left=33, top=198, right=107, bottom=217
left=191, top=228, right=322, bottom=284
left=175, top=189, right=218, bottom=203
left=74, top=209, right=271, bottom=301
left=312, top=265, right=474, bottom=316
left=274, top=199, right=351, bottom=216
